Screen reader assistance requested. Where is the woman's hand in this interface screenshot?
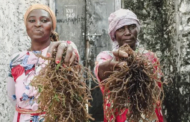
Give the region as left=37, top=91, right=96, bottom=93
left=47, top=41, right=79, bottom=65
left=98, top=49, right=128, bottom=81
left=112, top=49, right=129, bottom=60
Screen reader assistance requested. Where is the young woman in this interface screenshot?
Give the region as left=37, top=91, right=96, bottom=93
left=94, top=9, right=164, bottom=122
left=7, top=4, right=79, bottom=122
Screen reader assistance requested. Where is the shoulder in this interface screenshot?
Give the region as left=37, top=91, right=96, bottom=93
left=9, top=51, right=28, bottom=70
left=10, top=51, right=28, bottom=62
left=8, top=51, right=27, bottom=77
left=95, top=51, right=113, bottom=65
left=136, top=47, right=160, bottom=63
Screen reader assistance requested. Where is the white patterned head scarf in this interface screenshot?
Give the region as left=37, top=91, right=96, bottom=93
left=108, top=9, right=140, bottom=50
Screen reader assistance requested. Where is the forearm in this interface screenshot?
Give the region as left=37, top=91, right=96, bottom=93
left=98, top=59, right=120, bottom=81
left=7, top=77, right=16, bottom=107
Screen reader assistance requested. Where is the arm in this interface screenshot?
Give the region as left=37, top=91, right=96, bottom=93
left=7, top=54, right=18, bottom=107
left=7, top=76, right=16, bottom=106
left=94, top=50, right=128, bottom=81
left=98, top=60, right=119, bottom=81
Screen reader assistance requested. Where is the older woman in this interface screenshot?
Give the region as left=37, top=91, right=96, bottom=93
left=7, top=4, right=79, bottom=122
left=94, top=9, right=164, bottom=122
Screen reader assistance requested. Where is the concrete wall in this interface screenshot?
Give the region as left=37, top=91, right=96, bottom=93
left=55, top=0, right=86, bottom=64
left=0, top=0, right=49, bottom=121
left=124, top=0, right=190, bottom=121
left=55, top=0, right=121, bottom=64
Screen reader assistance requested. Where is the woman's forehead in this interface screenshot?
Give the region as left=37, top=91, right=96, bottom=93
left=28, top=9, right=50, bottom=18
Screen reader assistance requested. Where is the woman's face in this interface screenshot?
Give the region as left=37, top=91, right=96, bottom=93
left=115, top=24, right=138, bottom=50
left=26, top=9, right=53, bottom=43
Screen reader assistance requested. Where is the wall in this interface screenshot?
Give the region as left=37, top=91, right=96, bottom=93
left=124, top=0, right=190, bottom=121
left=0, top=0, right=49, bottom=121
left=55, top=0, right=86, bottom=64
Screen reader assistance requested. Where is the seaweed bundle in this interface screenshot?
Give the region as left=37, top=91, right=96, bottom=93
left=101, top=44, right=164, bottom=122
left=31, top=49, right=93, bottom=122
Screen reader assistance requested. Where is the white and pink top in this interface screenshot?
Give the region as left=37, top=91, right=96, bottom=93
left=7, top=41, right=78, bottom=122
left=94, top=48, right=164, bottom=122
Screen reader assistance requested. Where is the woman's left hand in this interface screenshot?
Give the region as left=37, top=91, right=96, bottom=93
left=47, top=41, right=79, bottom=65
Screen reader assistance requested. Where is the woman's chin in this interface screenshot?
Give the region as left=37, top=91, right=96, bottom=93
left=31, top=36, right=50, bottom=42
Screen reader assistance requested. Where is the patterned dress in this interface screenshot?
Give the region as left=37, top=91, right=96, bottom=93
left=94, top=48, right=164, bottom=122
left=7, top=42, right=78, bottom=122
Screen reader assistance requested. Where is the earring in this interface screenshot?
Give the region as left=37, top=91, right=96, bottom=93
left=50, top=33, right=53, bottom=37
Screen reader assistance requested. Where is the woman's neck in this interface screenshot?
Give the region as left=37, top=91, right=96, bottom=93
left=30, top=40, right=51, bottom=51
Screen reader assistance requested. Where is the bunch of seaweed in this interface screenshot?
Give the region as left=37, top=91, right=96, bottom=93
left=101, top=44, right=164, bottom=122
left=31, top=49, right=94, bottom=122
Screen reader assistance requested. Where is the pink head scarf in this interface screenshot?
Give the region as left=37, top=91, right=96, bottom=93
left=108, top=9, right=140, bottom=50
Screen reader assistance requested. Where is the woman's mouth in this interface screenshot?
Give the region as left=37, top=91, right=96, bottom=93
left=33, top=30, right=43, bottom=34
left=124, top=39, right=135, bottom=44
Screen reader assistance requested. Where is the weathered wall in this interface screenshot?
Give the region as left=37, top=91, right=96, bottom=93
left=171, top=0, right=190, bottom=121
left=55, top=0, right=86, bottom=65
left=0, top=0, right=49, bottom=121
left=124, top=0, right=189, bottom=122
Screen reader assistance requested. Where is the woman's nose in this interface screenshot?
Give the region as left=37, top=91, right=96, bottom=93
left=124, top=27, right=130, bottom=35
left=35, top=20, right=41, bottom=27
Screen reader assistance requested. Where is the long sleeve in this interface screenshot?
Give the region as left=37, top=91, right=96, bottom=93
left=7, top=76, right=16, bottom=106
left=6, top=53, right=19, bottom=107
left=94, top=51, right=113, bottom=82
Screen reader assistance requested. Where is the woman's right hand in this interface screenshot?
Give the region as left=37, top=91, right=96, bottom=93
left=98, top=49, right=128, bottom=81
left=112, top=49, right=129, bottom=60
left=47, top=41, right=79, bottom=66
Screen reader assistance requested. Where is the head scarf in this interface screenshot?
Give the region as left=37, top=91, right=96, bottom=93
left=108, top=9, right=140, bottom=50
left=24, top=4, right=56, bottom=30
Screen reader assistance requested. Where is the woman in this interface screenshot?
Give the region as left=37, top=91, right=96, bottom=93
left=7, top=4, right=79, bottom=122
left=94, top=9, right=164, bottom=122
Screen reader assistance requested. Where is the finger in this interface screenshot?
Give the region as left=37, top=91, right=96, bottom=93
left=108, top=60, right=120, bottom=70
left=69, top=52, right=76, bottom=65
left=74, top=57, right=79, bottom=64
left=64, top=45, right=73, bottom=64
left=113, top=49, right=128, bottom=58
left=47, top=42, right=62, bottom=58
left=108, top=60, right=127, bottom=70
left=118, top=62, right=128, bottom=68
left=55, top=42, right=67, bottom=64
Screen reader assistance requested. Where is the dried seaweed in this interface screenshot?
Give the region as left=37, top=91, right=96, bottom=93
left=31, top=49, right=94, bottom=122
left=101, top=44, right=164, bottom=122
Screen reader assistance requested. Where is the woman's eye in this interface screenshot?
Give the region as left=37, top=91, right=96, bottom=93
left=29, top=20, right=35, bottom=23
left=41, top=19, right=48, bottom=23
left=129, top=24, right=136, bottom=30
left=118, top=27, right=125, bottom=32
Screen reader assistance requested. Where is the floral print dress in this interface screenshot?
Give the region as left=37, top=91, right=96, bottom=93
left=7, top=46, right=48, bottom=122
left=7, top=41, right=79, bottom=122
left=94, top=48, right=164, bottom=122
